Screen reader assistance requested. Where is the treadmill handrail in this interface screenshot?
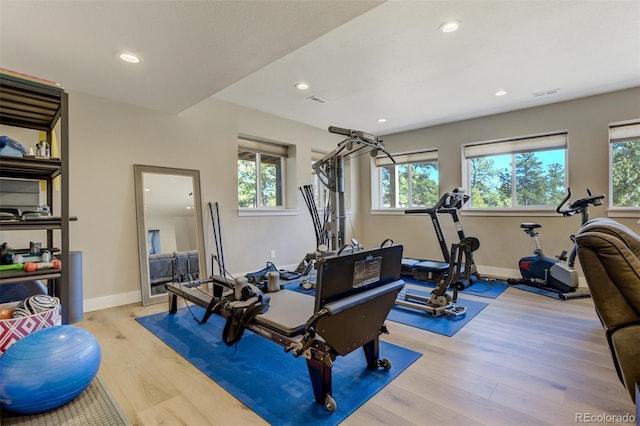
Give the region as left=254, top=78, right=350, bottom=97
left=404, top=188, right=469, bottom=215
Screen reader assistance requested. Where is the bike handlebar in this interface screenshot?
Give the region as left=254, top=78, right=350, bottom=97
left=556, top=188, right=606, bottom=216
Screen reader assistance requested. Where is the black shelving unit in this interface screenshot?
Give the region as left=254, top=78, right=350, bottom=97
left=0, top=71, right=72, bottom=324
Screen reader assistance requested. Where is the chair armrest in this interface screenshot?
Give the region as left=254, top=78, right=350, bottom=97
left=610, top=324, right=640, bottom=403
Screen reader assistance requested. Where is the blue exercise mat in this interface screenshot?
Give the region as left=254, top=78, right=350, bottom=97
left=510, top=283, right=591, bottom=300
left=285, top=284, right=488, bottom=337
left=136, top=305, right=421, bottom=426
left=390, top=287, right=488, bottom=337
left=401, top=276, right=509, bottom=299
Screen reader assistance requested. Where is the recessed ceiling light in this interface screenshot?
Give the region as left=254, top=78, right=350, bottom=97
left=377, top=118, right=387, bottom=123
left=439, top=21, right=461, bottom=33
left=295, top=82, right=309, bottom=90
left=495, top=90, right=508, bottom=97
left=120, top=53, right=141, bottom=64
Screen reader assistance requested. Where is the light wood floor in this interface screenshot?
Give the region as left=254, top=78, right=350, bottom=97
left=79, top=286, right=636, bottom=426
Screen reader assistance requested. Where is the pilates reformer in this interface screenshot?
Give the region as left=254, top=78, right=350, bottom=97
left=166, top=244, right=405, bottom=413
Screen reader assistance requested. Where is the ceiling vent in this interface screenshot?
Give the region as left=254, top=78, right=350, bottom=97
left=307, top=95, right=328, bottom=104
left=532, top=88, right=560, bottom=98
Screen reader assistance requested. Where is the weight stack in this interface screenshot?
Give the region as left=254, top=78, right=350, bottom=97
left=68, top=251, right=84, bottom=323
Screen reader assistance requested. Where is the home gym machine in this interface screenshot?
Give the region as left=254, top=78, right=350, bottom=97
left=312, top=126, right=395, bottom=253
left=507, top=188, right=605, bottom=299
left=287, top=126, right=395, bottom=287
left=402, top=187, right=481, bottom=285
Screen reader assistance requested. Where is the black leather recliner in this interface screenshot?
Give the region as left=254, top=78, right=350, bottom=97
left=575, top=218, right=640, bottom=403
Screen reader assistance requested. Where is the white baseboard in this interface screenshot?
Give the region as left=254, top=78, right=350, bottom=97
left=476, top=265, right=520, bottom=279
left=83, top=290, right=141, bottom=313
left=475, top=264, right=588, bottom=286
left=80, top=264, right=587, bottom=314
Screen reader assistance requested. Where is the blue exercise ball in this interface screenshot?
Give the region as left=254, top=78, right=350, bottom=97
left=0, top=325, right=102, bottom=414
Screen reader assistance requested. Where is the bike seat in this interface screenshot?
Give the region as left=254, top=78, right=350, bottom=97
left=520, top=223, right=542, bottom=231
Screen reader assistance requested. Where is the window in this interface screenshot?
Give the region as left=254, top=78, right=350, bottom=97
left=375, top=150, right=438, bottom=209
left=609, top=121, right=640, bottom=209
left=238, top=137, right=288, bottom=208
left=463, top=133, right=567, bottom=209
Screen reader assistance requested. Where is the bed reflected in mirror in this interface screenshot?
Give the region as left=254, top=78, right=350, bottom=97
left=134, top=165, right=205, bottom=305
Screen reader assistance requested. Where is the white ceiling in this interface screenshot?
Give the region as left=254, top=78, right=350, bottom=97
left=1, top=0, right=639, bottom=136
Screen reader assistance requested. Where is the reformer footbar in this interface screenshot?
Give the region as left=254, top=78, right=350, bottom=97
left=395, top=237, right=480, bottom=317
left=166, top=244, right=405, bottom=413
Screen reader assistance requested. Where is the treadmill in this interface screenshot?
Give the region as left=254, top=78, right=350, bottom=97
left=402, top=188, right=470, bottom=281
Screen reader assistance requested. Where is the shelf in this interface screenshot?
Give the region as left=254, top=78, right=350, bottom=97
left=0, top=219, right=63, bottom=231
left=0, top=72, right=63, bottom=131
left=0, top=216, right=77, bottom=231
left=0, top=69, right=72, bottom=323
left=0, top=268, right=62, bottom=285
left=0, top=155, right=62, bottom=180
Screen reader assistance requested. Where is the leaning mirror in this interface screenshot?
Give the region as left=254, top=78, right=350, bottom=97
left=134, top=165, right=206, bottom=305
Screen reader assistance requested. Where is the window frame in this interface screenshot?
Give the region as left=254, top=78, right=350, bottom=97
left=608, top=120, right=640, bottom=212
left=372, top=149, right=439, bottom=211
left=461, top=132, right=569, bottom=213
left=237, top=137, right=288, bottom=211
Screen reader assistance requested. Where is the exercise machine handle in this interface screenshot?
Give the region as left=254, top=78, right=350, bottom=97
left=404, top=188, right=469, bottom=215
left=556, top=187, right=606, bottom=216
left=328, top=126, right=352, bottom=136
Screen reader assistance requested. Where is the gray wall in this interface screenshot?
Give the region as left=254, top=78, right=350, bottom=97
left=66, top=92, right=357, bottom=310
left=358, top=87, right=640, bottom=278
left=3, top=87, right=637, bottom=310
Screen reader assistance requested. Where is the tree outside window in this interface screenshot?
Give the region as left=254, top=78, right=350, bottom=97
left=464, top=133, right=567, bottom=209
left=378, top=152, right=438, bottom=209
left=238, top=143, right=286, bottom=208
left=610, top=122, right=640, bottom=208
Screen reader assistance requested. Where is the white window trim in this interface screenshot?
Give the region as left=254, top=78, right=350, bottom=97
left=608, top=119, right=640, bottom=213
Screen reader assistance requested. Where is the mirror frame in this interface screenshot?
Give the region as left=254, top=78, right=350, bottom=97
left=134, top=164, right=206, bottom=305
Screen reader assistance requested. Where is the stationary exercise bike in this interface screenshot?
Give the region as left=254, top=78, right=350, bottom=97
left=507, top=188, right=605, bottom=299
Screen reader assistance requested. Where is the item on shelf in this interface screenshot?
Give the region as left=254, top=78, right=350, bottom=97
left=13, top=250, right=51, bottom=264
left=0, top=296, right=61, bottom=354
left=0, top=305, right=13, bottom=319
left=0, top=242, right=15, bottom=264
left=0, top=67, right=63, bottom=89
left=35, top=140, right=50, bottom=159
left=0, top=135, right=27, bottom=157
left=24, top=260, right=61, bottom=272
left=12, top=294, right=60, bottom=317
left=0, top=263, right=24, bottom=271
left=29, top=241, right=42, bottom=254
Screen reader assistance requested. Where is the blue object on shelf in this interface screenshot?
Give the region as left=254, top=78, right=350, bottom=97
left=0, top=135, right=27, bottom=157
